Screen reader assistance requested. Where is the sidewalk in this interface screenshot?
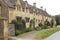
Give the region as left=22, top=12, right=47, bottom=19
left=9, top=30, right=42, bottom=40
left=44, top=31, right=60, bottom=40
left=18, top=30, right=41, bottom=40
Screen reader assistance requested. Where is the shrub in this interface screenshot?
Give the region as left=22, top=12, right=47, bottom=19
left=15, top=30, right=23, bottom=36
left=38, top=23, right=43, bottom=26
left=30, top=19, right=35, bottom=29
left=25, top=28, right=33, bottom=32
left=44, top=19, right=50, bottom=26
left=42, top=25, right=48, bottom=29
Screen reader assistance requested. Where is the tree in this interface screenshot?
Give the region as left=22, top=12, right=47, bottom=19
left=55, top=15, right=60, bottom=25
left=30, top=18, right=35, bottom=29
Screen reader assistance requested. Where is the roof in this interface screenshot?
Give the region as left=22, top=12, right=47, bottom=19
left=3, top=0, right=52, bottom=17
left=4, top=0, right=17, bottom=8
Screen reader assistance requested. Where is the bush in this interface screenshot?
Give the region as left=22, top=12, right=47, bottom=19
left=44, top=19, right=50, bottom=26
left=25, top=28, right=34, bottom=32
left=15, top=30, right=23, bottom=36
left=38, top=23, right=43, bottom=26
left=37, top=24, right=49, bottom=30
left=30, top=19, right=35, bottom=29
left=15, top=28, right=34, bottom=36
left=41, top=25, right=48, bottom=29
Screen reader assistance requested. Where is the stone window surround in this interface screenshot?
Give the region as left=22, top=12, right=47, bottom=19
left=25, top=17, right=30, bottom=22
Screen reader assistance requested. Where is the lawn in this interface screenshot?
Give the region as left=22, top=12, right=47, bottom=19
left=17, top=30, right=36, bottom=38
left=35, top=28, right=60, bottom=40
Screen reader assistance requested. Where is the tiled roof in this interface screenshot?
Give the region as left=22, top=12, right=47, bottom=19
left=4, top=0, right=17, bottom=8
left=3, top=0, right=52, bottom=17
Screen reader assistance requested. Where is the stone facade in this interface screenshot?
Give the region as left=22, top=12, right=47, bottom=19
left=0, top=0, right=55, bottom=28
left=0, top=17, right=8, bottom=40
left=8, top=24, right=15, bottom=36
left=0, top=0, right=8, bottom=40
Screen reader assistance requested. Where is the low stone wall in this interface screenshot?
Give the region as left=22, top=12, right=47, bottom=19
left=0, top=17, right=8, bottom=40
left=8, top=24, right=15, bottom=36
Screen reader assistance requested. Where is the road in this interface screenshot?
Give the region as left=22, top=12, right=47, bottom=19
left=44, top=31, right=60, bottom=40
left=57, top=25, right=60, bottom=28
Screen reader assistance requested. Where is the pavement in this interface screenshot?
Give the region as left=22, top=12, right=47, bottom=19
left=9, top=30, right=42, bottom=40
left=44, top=31, right=60, bottom=40
left=57, top=25, right=60, bottom=28
left=17, top=30, right=41, bottom=40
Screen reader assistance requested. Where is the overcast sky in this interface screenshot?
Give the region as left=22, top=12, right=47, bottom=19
left=24, top=0, right=60, bottom=16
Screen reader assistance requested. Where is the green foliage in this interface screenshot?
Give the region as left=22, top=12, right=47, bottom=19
left=11, top=19, right=26, bottom=36
left=25, top=28, right=34, bottom=32
left=38, top=23, right=43, bottom=27
left=11, top=18, right=37, bottom=36
left=36, top=25, right=48, bottom=30
left=15, top=28, right=35, bottom=36
left=35, top=28, right=60, bottom=40
left=44, top=19, right=50, bottom=26
left=29, top=19, right=35, bottom=29
left=50, top=19, right=54, bottom=28
left=55, top=15, right=60, bottom=25
left=41, top=25, right=48, bottom=29
left=37, top=22, right=49, bottom=30
left=15, top=30, right=23, bottom=36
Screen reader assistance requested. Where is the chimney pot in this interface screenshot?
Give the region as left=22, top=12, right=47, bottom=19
left=33, top=3, right=36, bottom=7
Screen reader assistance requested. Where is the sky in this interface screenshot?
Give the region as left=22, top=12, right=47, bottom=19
left=24, top=0, right=60, bottom=16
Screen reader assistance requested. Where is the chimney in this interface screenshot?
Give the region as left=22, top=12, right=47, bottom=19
left=44, top=8, right=46, bottom=11
left=40, top=6, right=43, bottom=10
left=25, top=0, right=27, bottom=3
left=25, top=0, right=28, bottom=5
left=33, top=3, right=36, bottom=7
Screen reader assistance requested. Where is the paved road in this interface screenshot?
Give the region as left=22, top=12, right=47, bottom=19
left=44, top=31, right=60, bottom=40
left=57, top=25, right=60, bottom=28
left=17, top=30, right=41, bottom=40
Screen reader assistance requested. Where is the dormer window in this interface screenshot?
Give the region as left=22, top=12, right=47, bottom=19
left=17, top=5, right=21, bottom=11
left=30, top=12, right=33, bottom=14
left=33, top=9, right=36, bottom=13
left=16, top=16, right=22, bottom=21
left=26, top=7, right=28, bottom=12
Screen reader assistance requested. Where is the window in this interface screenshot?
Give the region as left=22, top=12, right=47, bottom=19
left=26, top=7, right=28, bottom=12
left=23, top=8, right=25, bottom=12
left=25, top=17, right=30, bottom=22
left=30, top=12, right=33, bottom=14
left=38, top=20, right=40, bottom=22
left=17, top=5, right=21, bottom=11
left=16, top=16, right=22, bottom=21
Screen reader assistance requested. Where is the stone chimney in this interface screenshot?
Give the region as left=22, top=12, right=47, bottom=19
left=24, top=0, right=28, bottom=6
left=44, top=8, right=46, bottom=11
left=33, top=3, right=36, bottom=7
left=40, top=6, right=43, bottom=10
left=25, top=0, right=27, bottom=2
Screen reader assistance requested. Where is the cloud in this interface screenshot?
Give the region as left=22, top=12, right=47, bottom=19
left=27, top=0, right=60, bottom=15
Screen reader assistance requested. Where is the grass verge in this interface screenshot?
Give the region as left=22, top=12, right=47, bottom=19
left=35, top=28, right=60, bottom=40
left=17, top=30, right=36, bottom=38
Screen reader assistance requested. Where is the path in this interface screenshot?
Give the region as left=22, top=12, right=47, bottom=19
left=57, top=25, right=60, bottom=28
left=44, top=31, right=60, bottom=40
left=18, top=30, right=41, bottom=40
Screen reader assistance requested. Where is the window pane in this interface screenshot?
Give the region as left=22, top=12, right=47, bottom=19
left=25, top=17, right=30, bottom=22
